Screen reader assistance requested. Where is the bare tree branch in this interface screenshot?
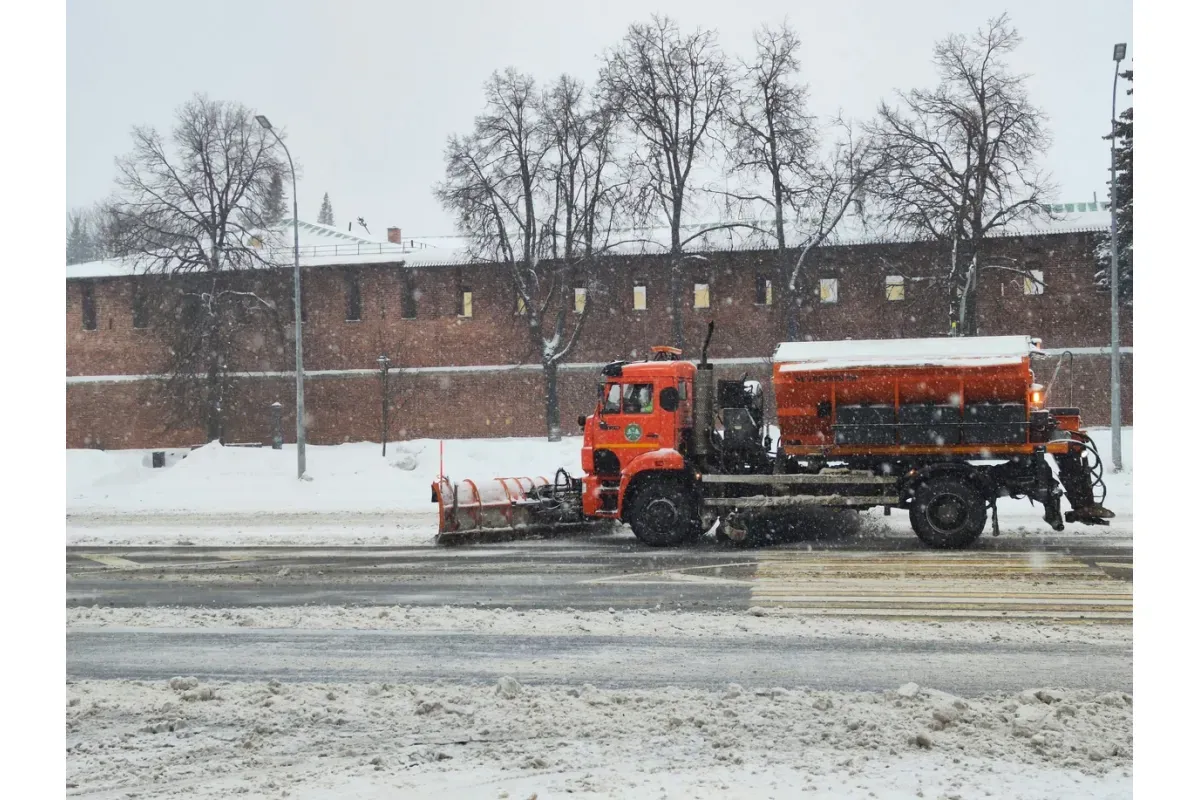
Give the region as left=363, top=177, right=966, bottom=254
left=436, top=69, right=628, bottom=440
left=108, top=93, right=291, bottom=439
left=867, top=13, right=1056, bottom=335
left=600, top=14, right=731, bottom=347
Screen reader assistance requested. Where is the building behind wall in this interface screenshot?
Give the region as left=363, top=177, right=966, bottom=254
left=65, top=217, right=1133, bottom=449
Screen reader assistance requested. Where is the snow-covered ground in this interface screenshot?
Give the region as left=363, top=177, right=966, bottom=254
left=66, top=675, right=1132, bottom=799
left=65, top=433, right=1134, bottom=797
left=67, top=436, right=584, bottom=515
left=67, top=604, right=1133, bottom=647
left=66, top=429, right=1132, bottom=546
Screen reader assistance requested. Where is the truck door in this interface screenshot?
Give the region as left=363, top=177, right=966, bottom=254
left=596, top=381, right=671, bottom=465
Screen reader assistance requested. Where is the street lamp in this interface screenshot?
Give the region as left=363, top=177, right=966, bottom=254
left=1108, top=45, right=1126, bottom=473
left=377, top=354, right=392, bottom=457
left=255, top=114, right=307, bottom=480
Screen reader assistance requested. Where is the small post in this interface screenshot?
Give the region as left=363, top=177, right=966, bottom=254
left=270, top=402, right=283, bottom=450
left=377, top=354, right=392, bottom=457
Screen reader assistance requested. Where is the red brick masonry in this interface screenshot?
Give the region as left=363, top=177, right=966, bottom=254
left=66, top=231, right=1133, bottom=448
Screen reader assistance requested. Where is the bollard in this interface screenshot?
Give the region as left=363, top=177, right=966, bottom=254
left=271, top=402, right=283, bottom=450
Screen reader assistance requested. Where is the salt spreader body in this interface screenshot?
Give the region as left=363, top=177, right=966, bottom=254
left=432, top=326, right=1114, bottom=547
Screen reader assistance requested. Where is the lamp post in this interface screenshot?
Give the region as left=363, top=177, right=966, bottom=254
left=1108, top=44, right=1126, bottom=473
left=377, top=354, right=392, bottom=457
left=255, top=114, right=307, bottom=479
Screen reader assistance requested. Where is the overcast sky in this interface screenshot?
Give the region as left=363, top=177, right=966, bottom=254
left=67, top=0, right=1131, bottom=239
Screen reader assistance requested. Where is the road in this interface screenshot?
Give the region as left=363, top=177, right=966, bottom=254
left=67, top=534, right=1132, bottom=618
left=66, top=534, right=1132, bottom=693
left=66, top=627, right=1131, bottom=694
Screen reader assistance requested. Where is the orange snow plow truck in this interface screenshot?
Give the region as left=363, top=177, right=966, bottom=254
left=432, top=325, right=1113, bottom=548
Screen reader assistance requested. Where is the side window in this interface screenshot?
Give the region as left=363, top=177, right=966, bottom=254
left=345, top=270, right=362, bottom=321
left=755, top=274, right=773, bottom=305
left=132, top=282, right=149, bottom=329
left=81, top=283, right=98, bottom=331
left=602, top=383, right=622, bottom=414
left=1023, top=269, right=1045, bottom=296
left=819, top=277, right=839, bottom=304
left=400, top=272, right=417, bottom=319
left=622, top=383, right=654, bottom=414
left=633, top=280, right=647, bottom=311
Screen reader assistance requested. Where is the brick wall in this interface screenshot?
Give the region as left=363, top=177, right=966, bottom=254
left=65, top=231, right=1134, bottom=448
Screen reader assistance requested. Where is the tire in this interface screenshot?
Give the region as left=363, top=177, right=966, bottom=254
left=627, top=478, right=700, bottom=547
left=909, top=477, right=987, bottom=549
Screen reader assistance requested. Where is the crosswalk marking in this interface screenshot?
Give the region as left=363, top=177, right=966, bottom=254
left=749, top=551, right=1131, bottom=622
left=76, top=554, right=145, bottom=569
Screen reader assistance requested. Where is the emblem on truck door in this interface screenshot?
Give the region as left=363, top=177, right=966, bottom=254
left=624, top=423, right=643, bottom=442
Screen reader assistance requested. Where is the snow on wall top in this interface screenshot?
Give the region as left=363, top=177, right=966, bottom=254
left=774, top=335, right=1035, bottom=371
left=65, top=202, right=1109, bottom=281
left=65, top=219, right=473, bottom=280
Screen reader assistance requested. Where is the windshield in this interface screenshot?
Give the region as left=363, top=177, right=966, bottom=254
left=600, top=382, right=654, bottom=414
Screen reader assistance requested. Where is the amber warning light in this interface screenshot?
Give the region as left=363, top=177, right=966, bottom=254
left=1030, top=384, right=1046, bottom=409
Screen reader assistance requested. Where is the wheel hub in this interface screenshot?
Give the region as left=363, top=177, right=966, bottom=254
left=644, top=498, right=679, bottom=531
left=928, top=494, right=967, bottom=530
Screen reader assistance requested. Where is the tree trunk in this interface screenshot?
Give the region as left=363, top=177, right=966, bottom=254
left=205, top=361, right=223, bottom=443
left=786, top=248, right=816, bottom=342
left=669, top=258, right=684, bottom=349
left=544, top=360, right=562, bottom=442
left=952, top=247, right=980, bottom=337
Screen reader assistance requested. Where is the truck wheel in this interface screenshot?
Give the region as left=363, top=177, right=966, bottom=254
left=628, top=479, right=700, bottom=547
left=909, top=477, right=987, bottom=549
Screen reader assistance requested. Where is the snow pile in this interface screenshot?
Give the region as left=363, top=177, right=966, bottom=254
left=67, top=436, right=584, bottom=516
left=66, top=429, right=1132, bottom=544
left=67, top=604, right=1133, bottom=647
left=65, top=678, right=1132, bottom=799
left=775, top=335, right=1034, bottom=370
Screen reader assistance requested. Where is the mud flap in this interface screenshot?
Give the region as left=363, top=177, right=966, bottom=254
left=1054, top=440, right=1116, bottom=525
left=1034, top=451, right=1065, bottom=532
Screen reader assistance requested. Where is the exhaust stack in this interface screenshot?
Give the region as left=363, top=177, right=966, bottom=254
left=693, top=322, right=716, bottom=456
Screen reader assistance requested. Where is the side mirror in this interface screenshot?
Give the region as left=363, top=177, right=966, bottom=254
left=660, top=387, right=680, bottom=412
left=578, top=415, right=587, bottom=428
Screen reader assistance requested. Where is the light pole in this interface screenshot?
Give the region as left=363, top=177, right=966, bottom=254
left=255, top=114, right=307, bottom=479
left=1108, top=45, right=1126, bottom=473
left=377, top=354, right=392, bottom=457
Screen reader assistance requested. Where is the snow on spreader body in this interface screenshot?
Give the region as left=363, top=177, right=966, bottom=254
left=433, top=326, right=1113, bottom=547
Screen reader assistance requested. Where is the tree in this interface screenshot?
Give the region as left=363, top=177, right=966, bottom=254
left=722, top=22, right=882, bottom=339
left=1095, top=70, right=1132, bottom=303
left=601, top=15, right=745, bottom=348
left=318, top=192, right=334, bottom=226
left=108, top=93, right=290, bottom=441
left=66, top=208, right=97, bottom=265
left=869, top=14, right=1054, bottom=336
left=263, top=171, right=286, bottom=226
left=436, top=68, right=624, bottom=441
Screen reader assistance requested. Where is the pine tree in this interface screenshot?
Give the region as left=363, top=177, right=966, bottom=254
left=318, top=192, right=334, bottom=226
left=66, top=209, right=95, bottom=264
left=1096, top=70, right=1132, bottom=303
left=263, top=171, right=285, bottom=226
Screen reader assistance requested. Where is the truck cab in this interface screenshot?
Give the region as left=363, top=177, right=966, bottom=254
left=580, top=348, right=696, bottom=519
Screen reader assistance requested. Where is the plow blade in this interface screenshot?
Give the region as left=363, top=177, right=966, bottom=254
left=431, top=474, right=608, bottom=545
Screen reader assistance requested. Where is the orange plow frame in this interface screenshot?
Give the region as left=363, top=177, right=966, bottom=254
left=431, top=475, right=610, bottom=545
